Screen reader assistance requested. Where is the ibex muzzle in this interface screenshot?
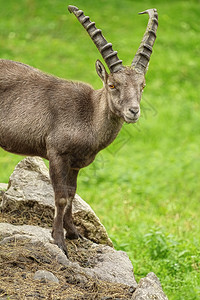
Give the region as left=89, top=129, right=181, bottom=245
left=0, top=5, right=158, bottom=256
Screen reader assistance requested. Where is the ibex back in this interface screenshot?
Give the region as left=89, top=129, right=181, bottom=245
left=0, top=5, right=158, bottom=256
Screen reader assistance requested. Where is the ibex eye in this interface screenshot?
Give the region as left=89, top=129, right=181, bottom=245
left=109, top=84, right=115, bottom=89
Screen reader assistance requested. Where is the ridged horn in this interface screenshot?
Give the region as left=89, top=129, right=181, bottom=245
left=68, top=5, right=123, bottom=73
left=132, top=8, right=158, bottom=74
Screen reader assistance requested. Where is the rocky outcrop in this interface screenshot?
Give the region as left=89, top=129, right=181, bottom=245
left=0, top=157, right=168, bottom=299
left=0, top=222, right=136, bottom=287
left=1, top=156, right=112, bottom=247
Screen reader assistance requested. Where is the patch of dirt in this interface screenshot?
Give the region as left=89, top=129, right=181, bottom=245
left=0, top=239, right=133, bottom=300
left=0, top=191, right=53, bottom=228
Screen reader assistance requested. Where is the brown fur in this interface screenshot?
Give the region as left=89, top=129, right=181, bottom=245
left=0, top=58, right=145, bottom=255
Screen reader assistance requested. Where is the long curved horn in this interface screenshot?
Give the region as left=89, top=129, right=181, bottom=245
left=131, top=9, right=158, bottom=74
left=68, top=5, right=123, bottom=73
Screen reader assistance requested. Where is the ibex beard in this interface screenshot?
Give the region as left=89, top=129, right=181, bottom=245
left=0, top=5, right=158, bottom=256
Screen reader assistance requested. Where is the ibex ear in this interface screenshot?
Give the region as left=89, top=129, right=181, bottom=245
left=95, top=60, right=108, bottom=83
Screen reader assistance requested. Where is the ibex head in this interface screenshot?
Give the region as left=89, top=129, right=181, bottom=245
left=68, top=6, right=158, bottom=123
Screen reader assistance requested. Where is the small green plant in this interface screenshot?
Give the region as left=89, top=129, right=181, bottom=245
left=144, top=227, right=199, bottom=278
left=144, top=228, right=170, bottom=260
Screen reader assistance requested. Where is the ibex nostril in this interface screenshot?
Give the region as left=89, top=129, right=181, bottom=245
left=129, top=107, right=139, bottom=115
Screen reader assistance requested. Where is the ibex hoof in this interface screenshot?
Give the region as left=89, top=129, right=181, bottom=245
left=52, top=232, right=69, bottom=257
left=65, top=223, right=83, bottom=240
left=55, top=240, right=68, bottom=257
left=65, top=230, right=82, bottom=240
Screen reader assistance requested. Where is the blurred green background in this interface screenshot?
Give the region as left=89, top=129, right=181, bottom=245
left=0, top=0, right=200, bottom=299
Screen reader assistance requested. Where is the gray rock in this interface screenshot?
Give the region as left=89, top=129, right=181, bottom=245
left=0, top=183, right=8, bottom=191
left=0, top=222, right=137, bottom=287
left=132, top=272, right=168, bottom=300
left=0, top=183, right=7, bottom=205
left=34, top=270, right=59, bottom=283
left=1, top=156, right=112, bottom=246
left=86, top=244, right=137, bottom=287
left=0, top=223, right=53, bottom=244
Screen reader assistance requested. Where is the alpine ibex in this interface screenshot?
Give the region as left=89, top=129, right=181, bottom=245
left=0, top=5, right=158, bottom=256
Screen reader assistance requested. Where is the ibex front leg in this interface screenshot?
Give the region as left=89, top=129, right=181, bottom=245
left=63, top=168, right=80, bottom=240
left=49, top=153, right=78, bottom=256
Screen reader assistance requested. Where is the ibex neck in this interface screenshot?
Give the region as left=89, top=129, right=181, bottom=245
left=92, top=88, right=124, bottom=150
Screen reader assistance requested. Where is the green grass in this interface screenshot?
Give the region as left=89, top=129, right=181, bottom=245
left=0, top=0, right=200, bottom=299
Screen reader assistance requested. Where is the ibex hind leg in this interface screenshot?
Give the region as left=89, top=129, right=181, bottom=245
left=63, top=197, right=82, bottom=240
